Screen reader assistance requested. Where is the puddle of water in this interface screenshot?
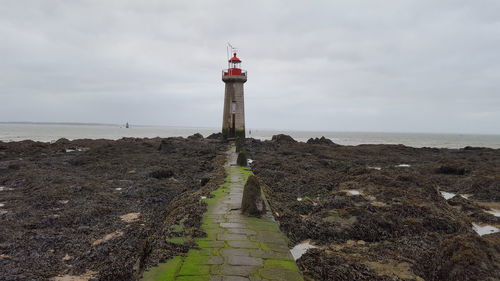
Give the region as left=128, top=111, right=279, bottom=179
left=345, top=190, right=361, bottom=195
left=472, top=223, right=500, bottom=236
left=65, top=148, right=89, bottom=153
left=290, top=240, right=317, bottom=260
left=0, top=186, right=13, bottom=191
left=440, top=191, right=471, bottom=200
left=440, top=191, right=456, bottom=200
left=396, top=164, right=411, bottom=167
left=486, top=209, right=500, bottom=217
left=115, top=188, right=123, bottom=191
left=0, top=203, right=5, bottom=207
left=247, top=159, right=254, bottom=164
left=367, top=166, right=382, bottom=170
left=58, top=200, right=69, bottom=204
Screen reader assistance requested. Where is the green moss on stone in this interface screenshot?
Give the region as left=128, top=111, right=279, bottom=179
left=264, top=259, right=300, bottom=271
left=244, top=217, right=279, bottom=231
left=176, top=276, right=211, bottom=281
left=237, top=167, right=253, bottom=181
left=187, top=248, right=220, bottom=256
left=140, top=256, right=183, bottom=281
left=178, top=261, right=211, bottom=276
left=172, top=224, right=185, bottom=232
left=167, top=237, right=188, bottom=245
left=183, top=255, right=209, bottom=266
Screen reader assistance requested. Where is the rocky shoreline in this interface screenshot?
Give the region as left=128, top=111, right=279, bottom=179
left=1, top=134, right=499, bottom=280
left=0, top=136, right=226, bottom=280
left=246, top=135, right=500, bottom=281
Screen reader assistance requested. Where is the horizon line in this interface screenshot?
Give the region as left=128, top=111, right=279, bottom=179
left=1, top=121, right=499, bottom=137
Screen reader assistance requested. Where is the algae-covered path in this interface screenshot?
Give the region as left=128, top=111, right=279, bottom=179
left=142, top=146, right=304, bottom=281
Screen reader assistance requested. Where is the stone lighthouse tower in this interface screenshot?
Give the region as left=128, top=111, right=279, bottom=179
left=222, top=52, right=247, bottom=140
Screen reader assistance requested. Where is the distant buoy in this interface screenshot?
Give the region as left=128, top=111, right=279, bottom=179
left=125, top=122, right=129, bottom=128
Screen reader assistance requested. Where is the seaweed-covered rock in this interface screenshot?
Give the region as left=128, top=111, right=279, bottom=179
left=298, top=249, right=395, bottom=281
left=271, top=134, right=297, bottom=144
left=55, top=138, right=71, bottom=145
left=207, top=132, right=222, bottom=140
left=158, top=139, right=175, bottom=152
left=426, top=233, right=500, bottom=281
left=0, top=137, right=227, bottom=280
left=187, top=133, right=204, bottom=139
left=149, top=169, right=174, bottom=179
left=436, top=160, right=469, bottom=175
left=241, top=175, right=266, bottom=217
left=244, top=138, right=500, bottom=281
left=307, top=136, right=336, bottom=145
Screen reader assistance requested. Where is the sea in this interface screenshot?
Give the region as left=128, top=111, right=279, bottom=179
left=1, top=123, right=499, bottom=149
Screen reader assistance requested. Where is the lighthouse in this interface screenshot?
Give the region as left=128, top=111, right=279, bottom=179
left=222, top=52, right=247, bottom=140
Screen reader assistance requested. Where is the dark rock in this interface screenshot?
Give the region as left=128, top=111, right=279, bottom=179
left=463, top=146, right=487, bottom=151
left=425, top=233, right=500, bottom=281
left=8, top=163, right=21, bottom=170
left=149, top=169, right=174, bottom=179
left=207, top=133, right=222, bottom=140
left=436, top=164, right=469, bottom=175
left=244, top=139, right=500, bottom=281
left=271, top=134, right=297, bottom=143
left=307, top=136, right=336, bottom=145
left=241, top=175, right=266, bottom=217
left=200, top=177, right=210, bottom=186
left=0, top=137, right=227, bottom=280
left=237, top=151, right=247, bottom=167
left=55, top=138, right=71, bottom=145
left=188, top=133, right=204, bottom=139
left=298, top=249, right=394, bottom=281
left=158, top=140, right=175, bottom=152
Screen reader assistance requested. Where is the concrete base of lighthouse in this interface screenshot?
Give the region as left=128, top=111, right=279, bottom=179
left=222, top=75, right=247, bottom=140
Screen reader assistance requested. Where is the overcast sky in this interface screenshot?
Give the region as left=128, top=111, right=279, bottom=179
left=1, top=1, right=499, bottom=134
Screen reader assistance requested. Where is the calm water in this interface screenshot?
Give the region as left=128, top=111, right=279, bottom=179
left=1, top=123, right=499, bottom=149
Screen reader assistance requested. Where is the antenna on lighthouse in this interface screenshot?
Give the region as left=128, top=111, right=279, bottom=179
left=227, top=43, right=238, bottom=57
left=227, top=43, right=238, bottom=68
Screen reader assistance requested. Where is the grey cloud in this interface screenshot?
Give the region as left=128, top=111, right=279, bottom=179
left=0, top=0, right=499, bottom=134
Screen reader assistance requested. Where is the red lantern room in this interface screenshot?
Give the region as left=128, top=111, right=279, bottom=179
left=223, top=53, right=246, bottom=76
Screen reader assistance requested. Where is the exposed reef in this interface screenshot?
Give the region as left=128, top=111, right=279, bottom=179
left=0, top=137, right=226, bottom=280
left=246, top=135, right=500, bottom=281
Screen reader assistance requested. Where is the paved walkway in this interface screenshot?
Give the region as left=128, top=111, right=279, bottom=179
left=142, top=146, right=304, bottom=281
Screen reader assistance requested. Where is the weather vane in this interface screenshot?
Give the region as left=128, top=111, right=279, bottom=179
left=227, top=42, right=238, bottom=63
